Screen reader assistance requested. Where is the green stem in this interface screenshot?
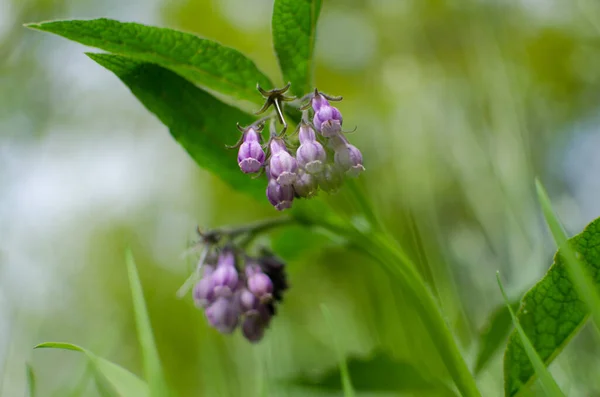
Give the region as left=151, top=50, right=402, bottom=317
left=310, top=215, right=480, bottom=397
left=217, top=216, right=295, bottom=239
left=178, top=216, right=295, bottom=298
left=370, top=233, right=481, bottom=397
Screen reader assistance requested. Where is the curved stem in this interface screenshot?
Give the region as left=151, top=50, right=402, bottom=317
left=309, top=214, right=481, bottom=397
left=224, top=216, right=295, bottom=239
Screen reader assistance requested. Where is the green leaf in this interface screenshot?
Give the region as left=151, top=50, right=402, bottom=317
left=502, top=217, right=600, bottom=395
left=125, top=250, right=170, bottom=397
left=35, top=342, right=149, bottom=397
left=26, top=363, right=35, bottom=397
left=474, top=299, right=520, bottom=375
left=287, top=349, right=456, bottom=396
left=497, top=273, right=565, bottom=397
left=272, top=0, right=323, bottom=96
left=87, top=53, right=264, bottom=198
left=500, top=181, right=600, bottom=396
left=535, top=179, right=600, bottom=330
left=26, top=18, right=272, bottom=104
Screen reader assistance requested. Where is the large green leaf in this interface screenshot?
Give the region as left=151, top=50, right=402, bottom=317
left=35, top=342, right=149, bottom=397
left=125, top=250, right=170, bottom=397
left=87, top=53, right=264, bottom=198
left=286, top=350, right=455, bottom=396
left=503, top=217, right=600, bottom=396
left=26, top=18, right=272, bottom=104
left=272, top=0, right=322, bottom=96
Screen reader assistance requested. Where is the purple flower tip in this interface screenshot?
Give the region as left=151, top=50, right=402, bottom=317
left=193, top=275, right=215, bottom=309
left=248, top=272, right=274, bottom=303
left=241, top=305, right=271, bottom=343
left=205, top=297, right=240, bottom=334
left=266, top=178, right=294, bottom=211
left=296, top=124, right=326, bottom=174
left=312, top=95, right=343, bottom=137
left=238, top=128, right=265, bottom=174
left=269, top=139, right=298, bottom=186
left=334, top=143, right=365, bottom=177
left=239, top=288, right=259, bottom=313
left=211, top=250, right=239, bottom=298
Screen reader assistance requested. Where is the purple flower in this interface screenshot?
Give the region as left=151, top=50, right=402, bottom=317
left=293, top=168, right=318, bottom=198
left=205, top=297, right=240, bottom=334
left=238, top=288, right=259, bottom=314
left=241, top=305, right=271, bottom=343
left=312, top=94, right=343, bottom=137
left=193, top=275, right=215, bottom=309
left=317, top=164, right=344, bottom=193
left=269, top=138, right=298, bottom=185
left=237, top=127, right=265, bottom=174
left=266, top=178, right=294, bottom=211
left=296, top=123, right=326, bottom=174
left=246, top=264, right=273, bottom=303
left=211, top=249, right=239, bottom=298
left=334, top=143, right=365, bottom=177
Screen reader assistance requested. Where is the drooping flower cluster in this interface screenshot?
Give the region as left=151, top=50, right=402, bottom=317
left=231, top=85, right=365, bottom=211
left=192, top=247, right=288, bottom=342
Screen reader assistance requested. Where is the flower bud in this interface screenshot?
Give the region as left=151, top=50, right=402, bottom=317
left=238, top=288, right=259, bottom=314
left=312, top=94, right=343, bottom=137
left=193, top=275, right=215, bottom=308
left=205, top=297, right=240, bottom=334
left=211, top=250, right=239, bottom=298
left=241, top=305, right=271, bottom=343
left=334, top=143, right=365, bottom=177
left=269, top=138, right=298, bottom=185
left=246, top=265, right=273, bottom=303
left=237, top=127, right=265, bottom=174
left=317, top=164, right=344, bottom=193
left=266, top=178, right=294, bottom=211
left=296, top=124, right=326, bottom=174
left=293, top=168, right=318, bottom=198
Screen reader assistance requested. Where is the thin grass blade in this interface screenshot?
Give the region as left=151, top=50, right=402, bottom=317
left=320, top=305, right=355, bottom=397
left=125, top=250, right=170, bottom=397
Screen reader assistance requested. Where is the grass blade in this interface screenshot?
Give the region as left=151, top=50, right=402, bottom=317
left=125, top=250, right=170, bottom=397
left=474, top=299, right=520, bottom=375
left=25, top=363, right=35, bottom=397
left=496, top=273, right=564, bottom=397
left=35, top=342, right=149, bottom=397
left=320, top=305, right=355, bottom=397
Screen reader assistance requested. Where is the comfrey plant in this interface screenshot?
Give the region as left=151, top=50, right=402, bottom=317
left=231, top=85, right=364, bottom=211
left=26, top=1, right=600, bottom=396
left=180, top=223, right=290, bottom=343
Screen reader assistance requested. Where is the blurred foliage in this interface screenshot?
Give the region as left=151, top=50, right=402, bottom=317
left=3, top=0, right=600, bottom=396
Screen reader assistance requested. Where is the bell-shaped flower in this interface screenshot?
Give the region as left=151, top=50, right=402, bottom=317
left=296, top=123, right=326, bottom=174
left=269, top=138, right=298, bottom=185
left=266, top=178, right=294, bottom=211
left=237, top=127, right=266, bottom=174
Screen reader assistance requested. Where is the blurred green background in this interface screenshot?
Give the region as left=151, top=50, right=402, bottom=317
left=2, top=0, right=600, bottom=396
